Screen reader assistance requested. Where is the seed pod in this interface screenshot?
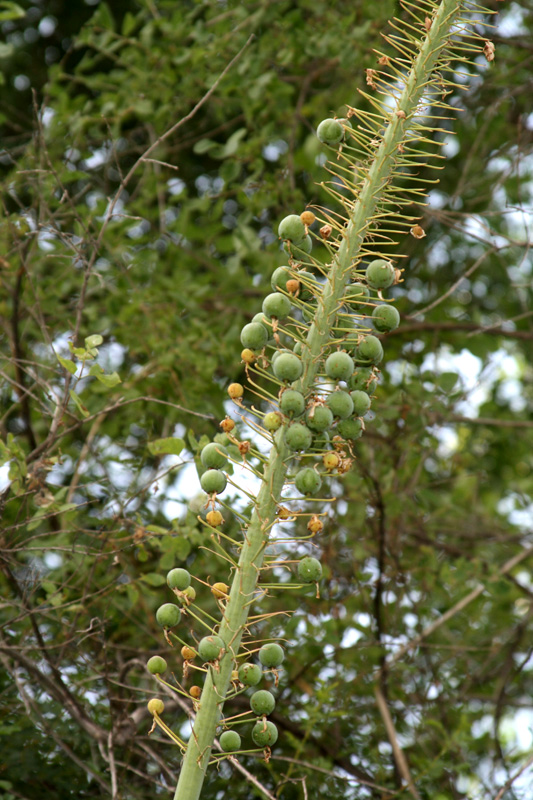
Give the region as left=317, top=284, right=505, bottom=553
left=262, top=292, right=292, bottom=319
left=307, top=515, right=324, bottom=534
left=327, top=390, right=354, bottom=419
left=356, top=335, right=384, bottom=365
left=211, top=582, right=229, bottom=599
left=286, top=278, right=300, bottom=294
left=178, top=586, right=196, bottom=605
left=220, top=417, right=235, bottom=433
left=220, top=730, right=241, bottom=752
left=250, top=690, right=276, bottom=716
left=278, top=214, right=306, bottom=243
left=323, top=452, right=340, bottom=471
left=148, top=698, right=165, bottom=715
left=350, top=390, right=371, bottom=416
left=264, top=411, right=283, bottom=432
left=345, top=282, right=370, bottom=302
left=190, top=685, right=202, bottom=699
left=201, top=442, right=229, bottom=470
left=300, top=210, right=315, bottom=226
left=298, top=556, right=323, bottom=582
left=206, top=509, right=224, bottom=527
left=337, top=418, right=363, bottom=440
left=349, top=368, right=378, bottom=393
left=198, top=635, right=225, bottom=662
left=240, top=322, right=269, bottom=350
left=365, top=259, right=396, bottom=289
left=252, top=720, right=278, bottom=747
left=156, top=603, right=181, bottom=628
left=167, top=568, right=191, bottom=591
left=317, top=118, right=344, bottom=145
left=181, top=645, right=197, bottom=660
left=238, top=662, right=262, bottom=686
left=200, top=469, right=227, bottom=495
left=285, top=423, right=313, bottom=451
left=241, top=348, right=256, bottom=364
left=273, top=353, right=303, bottom=382
left=147, top=656, right=167, bottom=675
left=325, top=351, right=355, bottom=381
left=228, top=383, right=244, bottom=400
left=271, top=265, right=292, bottom=291
left=372, top=303, right=400, bottom=332
left=280, top=389, right=306, bottom=418
left=305, top=405, right=334, bottom=432
left=283, top=234, right=312, bottom=255
left=295, top=467, right=322, bottom=496
left=259, top=643, right=284, bottom=668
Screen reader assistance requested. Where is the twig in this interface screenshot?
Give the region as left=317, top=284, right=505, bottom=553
left=374, top=683, right=422, bottom=800
left=492, top=751, right=533, bottom=800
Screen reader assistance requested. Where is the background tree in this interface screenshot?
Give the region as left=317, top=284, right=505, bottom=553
left=1, top=1, right=533, bottom=799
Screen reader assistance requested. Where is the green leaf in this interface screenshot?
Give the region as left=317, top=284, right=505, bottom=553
left=0, top=2, right=25, bottom=21
left=85, top=334, right=103, bottom=349
left=147, top=437, right=185, bottom=456
left=139, top=572, right=166, bottom=587
left=437, top=372, right=459, bottom=393
left=69, top=390, right=90, bottom=418
left=57, top=355, right=77, bottom=375
left=88, top=364, right=121, bottom=387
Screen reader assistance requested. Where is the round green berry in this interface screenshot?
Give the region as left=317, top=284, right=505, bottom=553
left=356, top=335, right=383, bottom=365
left=278, top=214, right=306, bottom=243
left=238, top=662, right=262, bottom=686
left=285, top=423, right=313, bottom=451
left=167, top=568, right=191, bottom=591
left=337, top=418, right=363, bottom=440
left=280, top=389, right=306, bottom=417
left=366, top=259, right=396, bottom=290
left=273, top=353, right=303, bottom=382
left=350, top=390, right=371, bottom=416
left=147, top=656, right=168, bottom=675
left=156, top=603, right=181, bottom=628
left=177, top=585, right=196, bottom=605
left=305, top=406, right=334, bottom=432
left=259, top=643, right=284, bottom=668
left=345, top=283, right=370, bottom=303
left=220, top=730, right=241, bottom=752
left=262, top=292, right=292, bottom=319
left=283, top=234, right=312, bottom=256
left=264, top=411, right=283, bottom=432
left=349, top=368, right=378, bottom=393
left=317, top=118, right=344, bottom=145
left=201, top=443, right=228, bottom=470
left=325, top=351, right=354, bottom=381
left=240, top=322, right=269, bottom=350
left=271, top=266, right=291, bottom=292
left=198, top=635, right=225, bottom=662
left=252, top=720, right=278, bottom=747
left=250, top=690, right=276, bottom=716
left=372, top=304, right=400, bottom=332
left=298, top=556, right=323, bottom=582
left=295, top=467, right=322, bottom=496
left=200, top=469, right=227, bottom=495
left=327, top=390, right=354, bottom=419
left=294, top=270, right=316, bottom=300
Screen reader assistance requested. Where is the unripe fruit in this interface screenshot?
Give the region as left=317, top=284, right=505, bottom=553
left=285, top=423, right=313, bottom=451
left=349, top=368, right=378, bottom=393
left=372, top=303, right=400, bottom=332
left=238, top=662, right=262, bottom=686
left=156, top=603, right=181, bottom=628
left=325, top=351, right=354, bottom=381
left=190, top=685, right=202, bottom=699
left=250, top=690, right=276, bottom=716
left=295, top=467, right=322, bottom=496
left=240, top=322, right=269, bottom=350
left=252, top=720, right=278, bottom=747
left=323, top=451, right=340, bottom=471
left=273, top=353, right=303, bottom=382
left=350, top=390, right=371, bottom=416
left=356, top=335, right=384, bottom=365
left=365, top=259, right=396, bottom=289
left=271, top=266, right=291, bottom=291
left=298, top=556, right=323, bottom=582
left=307, top=515, right=324, bottom=534
left=167, top=568, right=191, bottom=591
left=148, top=698, right=164, bottom=715
left=262, top=292, right=292, bottom=319
left=211, top=582, right=229, bottom=599
left=228, top=383, right=244, bottom=400
left=280, top=389, right=306, bottom=417
left=337, top=418, right=363, bottom=440
left=263, top=411, right=283, bottom=432
left=198, top=635, right=225, bottom=661
left=201, top=442, right=228, bottom=469
left=206, top=509, right=224, bottom=527
left=241, top=348, right=255, bottom=364
left=272, top=348, right=292, bottom=364
left=295, top=270, right=316, bottom=301
left=200, top=469, right=227, bottom=495
left=327, top=390, right=354, bottom=419
left=147, top=656, right=167, bottom=675
left=300, top=210, right=316, bottom=226
left=346, top=282, right=370, bottom=302
left=181, top=645, right=197, bottom=660
left=220, top=730, right=241, bottom=752
left=283, top=234, right=312, bottom=255
left=317, top=118, right=344, bottom=145
left=278, top=214, right=306, bottom=243
left=305, top=405, right=334, bottom=432
left=178, top=586, right=196, bottom=604
left=259, top=643, right=284, bottom=668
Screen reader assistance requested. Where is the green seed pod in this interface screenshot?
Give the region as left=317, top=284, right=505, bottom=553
left=240, top=322, right=269, bottom=350
left=167, top=568, right=191, bottom=591
left=295, top=467, right=322, bottom=496
left=345, top=282, right=370, bottom=303
left=311, top=429, right=330, bottom=451
left=356, top=335, right=384, bottom=365
left=283, top=234, right=312, bottom=256
left=264, top=411, right=283, bottom=432
left=372, top=303, right=400, bottom=332
left=271, top=266, right=292, bottom=292
left=272, top=348, right=292, bottom=364
left=278, top=214, right=306, bottom=243
left=200, top=469, right=227, bottom=495
left=259, top=643, right=284, bottom=668
left=250, top=690, right=276, bottom=716
left=301, top=303, right=317, bottom=323
left=280, top=389, right=306, bottom=417
left=147, top=656, right=168, bottom=675
left=305, top=405, right=334, bottom=432
left=293, top=341, right=304, bottom=356
left=198, top=635, right=225, bottom=662
left=337, top=418, right=363, bottom=440
left=285, top=423, right=313, bottom=451
left=252, top=312, right=270, bottom=328
left=220, top=730, right=241, bottom=752
left=349, top=368, right=378, bottom=393
left=177, top=585, right=196, bottom=605
left=201, top=442, right=228, bottom=470
left=156, top=603, right=181, bottom=628
left=350, top=390, right=371, bottom=416
left=317, top=118, right=344, bottom=145
left=326, top=390, right=354, bottom=419
left=238, top=662, right=262, bottom=686
left=273, top=353, right=303, bottom=382
left=325, top=351, right=354, bottom=381
left=294, top=269, right=316, bottom=301
left=298, top=556, right=323, bottom=582
left=365, top=259, right=396, bottom=290
left=262, top=292, right=292, bottom=319
left=252, top=720, right=279, bottom=747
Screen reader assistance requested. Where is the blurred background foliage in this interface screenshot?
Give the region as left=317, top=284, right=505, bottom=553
left=1, top=1, right=533, bottom=798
